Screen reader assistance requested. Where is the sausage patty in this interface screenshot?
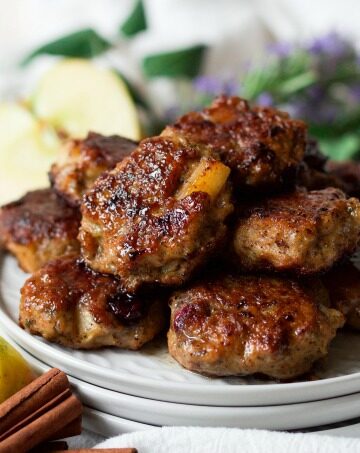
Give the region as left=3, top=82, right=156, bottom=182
left=50, top=132, right=137, bottom=206
left=19, top=256, right=166, bottom=349
left=233, top=188, right=360, bottom=275
left=169, top=96, right=307, bottom=189
left=0, top=189, right=80, bottom=272
left=322, top=258, right=360, bottom=330
left=80, top=132, right=233, bottom=291
left=168, top=274, right=344, bottom=379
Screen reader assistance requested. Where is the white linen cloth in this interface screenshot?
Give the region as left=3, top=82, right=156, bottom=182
left=96, top=426, right=360, bottom=453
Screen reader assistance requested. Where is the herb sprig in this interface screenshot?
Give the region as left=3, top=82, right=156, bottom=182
left=20, top=0, right=360, bottom=161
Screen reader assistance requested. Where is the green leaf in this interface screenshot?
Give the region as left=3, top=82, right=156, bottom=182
left=21, top=28, right=111, bottom=66
left=309, top=110, right=360, bottom=138
left=142, top=45, right=207, bottom=79
left=317, top=134, right=360, bottom=160
left=277, top=71, right=316, bottom=95
left=120, top=0, right=147, bottom=37
left=242, top=52, right=311, bottom=100
left=113, top=70, right=150, bottom=110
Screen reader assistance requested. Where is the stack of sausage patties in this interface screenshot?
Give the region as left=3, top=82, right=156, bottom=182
left=0, top=133, right=168, bottom=350
left=1, top=96, right=360, bottom=381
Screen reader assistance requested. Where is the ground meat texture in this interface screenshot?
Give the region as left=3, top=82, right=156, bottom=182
left=233, top=188, right=360, bottom=275
left=168, top=96, right=306, bottom=190
left=79, top=132, right=233, bottom=292
left=19, top=256, right=166, bottom=349
left=50, top=132, right=138, bottom=206
left=168, top=274, right=344, bottom=379
left=322, top=259, right=360, bottom=330
left=0, top=189, right=80, bottom=272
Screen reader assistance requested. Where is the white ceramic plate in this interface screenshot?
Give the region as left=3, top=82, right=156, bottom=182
left=2, top=254, right=360, bottom=407
left=82, top=407, right=152, bottom=438
left=83, top=408, right=360, bottom=439
left=83, top=408, right=360, bottom=440
left=3, top=330, right=360, bottom=432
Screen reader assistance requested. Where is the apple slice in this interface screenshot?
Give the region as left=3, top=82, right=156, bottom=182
left=31, top=59, right=141, bottom=141
left=0, top=103, right=61, bottom=205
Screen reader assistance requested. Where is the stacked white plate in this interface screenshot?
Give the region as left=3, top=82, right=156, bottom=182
left=1, top=253, right=360, bottom=437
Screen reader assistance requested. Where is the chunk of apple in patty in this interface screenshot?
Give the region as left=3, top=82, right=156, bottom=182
left=177, top=158, right=231, bottom=201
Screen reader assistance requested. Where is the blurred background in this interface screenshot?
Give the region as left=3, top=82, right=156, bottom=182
left=0, top=0, right=360, bottom=168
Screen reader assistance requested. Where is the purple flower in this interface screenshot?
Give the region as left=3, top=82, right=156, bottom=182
left=349, top=84, right=360, bottom=102
left=223, top=78, right=239, bottom=96
left=289, top=97, right=339, bottom=124
left=193, top=76, right=223, bottom=96
left=193, top=75, right=239, bottom=97
left=267, top=42, right=292, bottom=58
left=256, top=92, right=273, bottom=107
left=306, top=84, right=325, bottom=100
left=308, top=32, right=351, bottom=58
left=315, top=103, right=339, bottom=124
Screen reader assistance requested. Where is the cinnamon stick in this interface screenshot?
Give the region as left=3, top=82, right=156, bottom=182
left=0, top=369, right=82, bottom=453
left=31, top=440, right=69, bottom=452
left=0, top=368, right=69, bottom=435
left=48, top=416, right=82, bottom=441
left=0, top=394, right=82, bottom=453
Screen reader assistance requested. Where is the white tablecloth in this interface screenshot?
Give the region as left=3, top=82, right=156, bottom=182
left=67, top=421, right=360, bottom=450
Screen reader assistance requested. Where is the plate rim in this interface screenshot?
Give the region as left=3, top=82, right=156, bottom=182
left=12, top=338, right=360, bottom=430
left=2, top=253, right=360, bottom=407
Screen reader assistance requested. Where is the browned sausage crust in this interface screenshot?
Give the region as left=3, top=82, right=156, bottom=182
left=50, top=132, right=137, bottom=206
left=168, top=274, right=344, bottom=379
left=0, top=189, right=80, bottom=272
left=168, top=96, right=307, bottom=189
left=19, top=255, right=166, bottom=349
left=80, top=132, right=233, bottom=292
left=233, top=188, right=360, bottom=275
left=322, top=258, right=360, bottom=330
